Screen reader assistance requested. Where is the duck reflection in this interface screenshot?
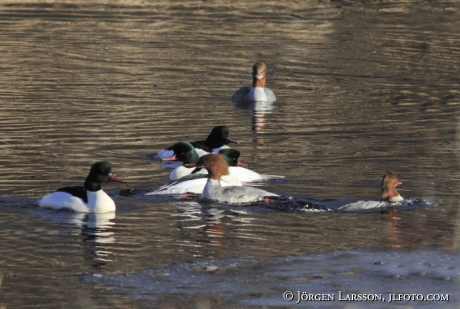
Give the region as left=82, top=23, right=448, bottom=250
left=172, top=202, right=262, bottom=259
left=235, top=100, right=275, bottom=159
left=380, top=209, right=404, bottom=248
left=70, top=212, right=116, bottom=266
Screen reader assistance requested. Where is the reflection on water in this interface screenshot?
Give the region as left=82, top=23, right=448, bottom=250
left=0, top=0, right=459, bottom=308
left=235, top=100, right=275, bottom=159
left=72, top=212, right=116, bottom=266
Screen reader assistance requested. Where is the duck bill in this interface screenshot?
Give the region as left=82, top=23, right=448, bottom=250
left=236, top=160, right=249, bottom=167
left=191, top=167, right=203, bottom=174
left=108, top=174, right=128, bottom=185
left=397, top=181, right=402, bottom=185
left=161, top=154, right=177, bottom=162
left=184, top=162, right=197, bottom=168
left=225, top=137, right=239, bottom=145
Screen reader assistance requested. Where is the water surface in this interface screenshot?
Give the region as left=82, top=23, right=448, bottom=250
left=0, top=1, right=459, bottom=308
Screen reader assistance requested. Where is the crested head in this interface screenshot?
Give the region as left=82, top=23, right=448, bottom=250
left=381, top=171, right=403, bottom=201
left=90, top=161, right=113, bottom=176
left=218, top=148, right=248, bottom=167
left=252, top=61, right=267, bottom=87
left=167, top=142, right=199, bottom=164
left=85, top=161, right=125, bottom=191
left=196, top=153, right=229, bottom=180
left=206, top=126, right=238, bottom=146
left=209, top=126, right=230, bottom=138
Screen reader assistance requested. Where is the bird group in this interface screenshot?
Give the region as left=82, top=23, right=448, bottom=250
left=37, top=61, right=405, bottom=213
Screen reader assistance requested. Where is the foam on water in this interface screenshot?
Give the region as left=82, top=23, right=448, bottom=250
left=83, top=248, right=459, bottom=308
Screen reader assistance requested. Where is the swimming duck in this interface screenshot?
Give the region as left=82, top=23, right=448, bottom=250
left=163, top=144, right=282, bottom=182
left=161, top=141, right=202, bottom=173
left=38, top=161, right=126, bottom=213
left=155, top=126, right=239, bottom=159
left=232, top=61, right=276, bottom=103
left=195, top=154, right=278, bottom=204
left=381, top=171, right=403, bottom=203
left=145, top=154, right=242, bottom=196
left=337, top=171, right=404, bottom=211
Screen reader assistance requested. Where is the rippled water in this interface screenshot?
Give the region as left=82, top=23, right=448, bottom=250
left=0, top=1, right=459, bottom=308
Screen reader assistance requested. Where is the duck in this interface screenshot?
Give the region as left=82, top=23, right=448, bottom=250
left=232, top=61, right=276, bottom=103
left=337, top=171, right=404, bottom=211
left=145, top=154, right=243, bottom=196
left=194, top=154, right=278, bottom=204
left=161, top=142, right=202, bottom=173
left=163, top=144, right=283, bottom=182
left=38, top=161, right=126, bottom=213
left=381, top=171, right=404, bottom=203
left=155, top=126, right=239, bottom=159
left=215, top=148, right=284, bottom=182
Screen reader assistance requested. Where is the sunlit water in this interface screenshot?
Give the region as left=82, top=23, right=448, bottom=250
left=0, top=1, right=459, bottom=308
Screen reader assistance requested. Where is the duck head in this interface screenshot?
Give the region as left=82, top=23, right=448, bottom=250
left=85, top=161, right=126, bottom=191
left=206, top=126, right=239, bottom=146
left=218, top=148, right=249, bottom=167
left=252, top=61, right=267, bottom=88
left=194, top=154, right=229, bottom=180
left=161, top=142, right=199, bottom=164
left=381, top=171, right=403, bottom=202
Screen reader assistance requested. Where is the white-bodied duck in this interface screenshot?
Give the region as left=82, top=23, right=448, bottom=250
left=38, top=161, right=126, bottom=213
left=155, top=126, right=239, bottom=159
left=162, top=142, right=283, bottom=182
left=232, top=61, right=276, bottom=103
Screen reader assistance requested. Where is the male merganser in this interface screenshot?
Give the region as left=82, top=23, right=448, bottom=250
left=163, top=144, right=283, bottom=182
left=38, top=161, right=126, bottom=213
left=155, top=126, right=239, bottom=159
left=161, top=142, right=202, bottom=173
left=216, top=148, right=284, bottom=182
left=232, top=61, right=276, bottom=103
left=195, top=154, right=278, bottom=204
left=381, top=171, right=404, bottom=203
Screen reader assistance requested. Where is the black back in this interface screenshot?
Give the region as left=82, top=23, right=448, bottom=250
left=57, top=186, right=88, bottom=203
left=54, top=162, right=114, bottom=202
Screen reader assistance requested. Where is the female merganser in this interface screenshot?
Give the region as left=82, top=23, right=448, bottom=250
left=38, top=161, right=126, bottom=213
left=145, top=155, right=242, bottom=196
left=195, top=154, right=278, bottom=204
left=381, top=171, right=404, bottom=203
left=232, top=61, right=276, bottom=103
left=337, top=171, right=404, bottom=211
left=155, top=126, right=239, bottom=159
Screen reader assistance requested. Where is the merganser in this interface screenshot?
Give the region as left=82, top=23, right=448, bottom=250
left=145, top=155, right=242, bottom=196
left=337, top=171, right=404, bottom=211
left=195, top=154, right=278, bottom=204
left=232, top=61, right=276, bottom=103
left=381, top=171, right=404, bottom=203
left=217, top=149, right=284, bottom=182
left=161, top=142, right=202, bottom=173
left=155, top=126, right=239, bottom=159
left=38, top=161, right=126, bottom=213
left=163, top=144, right=283, bottom=182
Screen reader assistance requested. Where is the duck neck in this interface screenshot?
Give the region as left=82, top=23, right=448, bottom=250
left=84, top=175, right=102, bottom=192
left=382, top=187, right=401, bottom=202
left=252, top=76, right=266, bottom=88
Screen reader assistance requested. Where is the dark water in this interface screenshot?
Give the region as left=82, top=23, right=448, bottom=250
left=0, top=1, right=459, bottom=308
